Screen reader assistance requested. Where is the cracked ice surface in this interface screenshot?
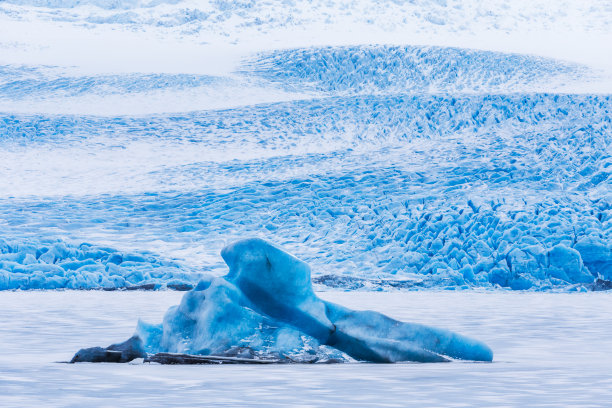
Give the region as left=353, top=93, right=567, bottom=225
left=0, top=2, right=611, bottom=291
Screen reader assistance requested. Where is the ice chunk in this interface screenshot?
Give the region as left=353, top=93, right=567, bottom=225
left=0, top=238, right=201, bottom=290
left=79, top=238, right=493, bottom=363
left=574, top=237, right=612, bottom=280
left=221, top=238, right=335, bottom=343
left=71, top=335, right=146, bottom=363
left=548, top=245, right=593, bottom=284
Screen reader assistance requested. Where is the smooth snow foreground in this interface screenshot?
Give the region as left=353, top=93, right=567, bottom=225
left=72, top=238, right=493, bottom=363
left=1, top=290, right=610, bottom=407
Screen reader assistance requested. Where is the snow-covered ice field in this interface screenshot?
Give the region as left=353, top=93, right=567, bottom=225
left=1, top=0, right=611, bottom=291
left=1, top=291, right=611, bottom=407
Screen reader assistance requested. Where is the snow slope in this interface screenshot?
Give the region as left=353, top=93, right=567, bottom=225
left=0, top=1, right=610, bottom=290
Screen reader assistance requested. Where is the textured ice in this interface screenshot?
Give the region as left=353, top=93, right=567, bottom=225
left=0, top=71, right=224, bottom=99
left=0, top=238, right=200, bottom=290
left=242, top=46, right=588, bottom=94
left=75, top=238, right=493, bottom=363
left=0, top=38, right=610, bottom=292
left=0, top=66, right=304, bottom=115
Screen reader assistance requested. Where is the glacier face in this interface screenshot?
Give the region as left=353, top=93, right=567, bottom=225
left=0, top=8, right=610, bottom=292
left=0, top=238, right=201, bottom=290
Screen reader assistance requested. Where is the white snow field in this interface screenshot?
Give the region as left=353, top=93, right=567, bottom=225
left=1, top=291, right=611, bottom=407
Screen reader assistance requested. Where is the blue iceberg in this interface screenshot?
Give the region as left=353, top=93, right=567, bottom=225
left=74, top=238, right=493, bottom=363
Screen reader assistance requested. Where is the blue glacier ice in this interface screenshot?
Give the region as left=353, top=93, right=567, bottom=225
left=0, top=238, right=201, bottom=290
left=242, top=45, right=586, bottom=95
left=1, top=45, right=610, bottom=292
left=0, top=71, right=227, bottom=99
left=74, top=238, right=493, bottom=363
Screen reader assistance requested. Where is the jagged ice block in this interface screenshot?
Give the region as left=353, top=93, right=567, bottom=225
left=73, top=238, right=493, bottom=363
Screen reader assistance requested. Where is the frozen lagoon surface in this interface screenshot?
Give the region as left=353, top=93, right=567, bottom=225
left=1, top=291, right=611, bottom=407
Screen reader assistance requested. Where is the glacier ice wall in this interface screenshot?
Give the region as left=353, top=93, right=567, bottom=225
left=0, top=238, right=201, bottom=290
left=0, top=43, right=610, bottom=291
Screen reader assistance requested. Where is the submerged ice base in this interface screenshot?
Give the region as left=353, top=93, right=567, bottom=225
left=74, top=238, right=493, bottom=363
